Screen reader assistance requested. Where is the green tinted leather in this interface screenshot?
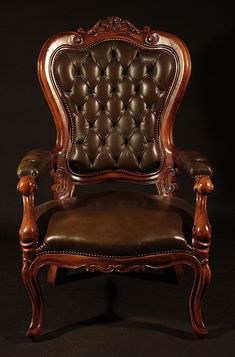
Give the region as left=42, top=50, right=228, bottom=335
left=17, top=149, right=51, bottom=180
left=175, top=150, right=213, bottom=178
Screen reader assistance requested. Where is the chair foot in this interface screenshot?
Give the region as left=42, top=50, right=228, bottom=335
left=189, top=261, right=211, bottom=338
left=27, top=326, right=41, bottom=342
left=22, top=262, right=43, bottom=341
left=192, top=326, right=208, bottom=339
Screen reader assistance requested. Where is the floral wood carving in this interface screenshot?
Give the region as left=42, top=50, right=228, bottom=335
left=51, top=168, right=75, bottom=200
left=157, top=167, right=179, bottom=196
left=164, top=168, right=179, bottom=195
left=73, top=16, right=159, bottom=46
left=86, top=16, right=144, bottom=35
left=86, top=264, right=147, bottom=273
left=145, top=31, right=159, bottom=45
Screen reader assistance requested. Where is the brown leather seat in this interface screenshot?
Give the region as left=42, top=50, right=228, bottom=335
left=36, top=191, right=193, bottom=257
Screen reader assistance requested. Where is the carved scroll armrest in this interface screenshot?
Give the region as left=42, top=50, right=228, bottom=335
left=17, top=149, right=51, bottom=181
left=172, top=148, right=214, bottom=257
left=17, top=176, right=38, bottom=262
left=192, top=175, right=214, bottom=258
left=173, top=149, right=213, bottom=178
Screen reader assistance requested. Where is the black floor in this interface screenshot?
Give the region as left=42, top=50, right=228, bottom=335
left=0, top=233, right=234, bottom=357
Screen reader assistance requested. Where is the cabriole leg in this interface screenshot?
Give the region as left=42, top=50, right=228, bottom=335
left=22, top=263, right=43, bottom=342
left=189, top=261, right=211, bottom=337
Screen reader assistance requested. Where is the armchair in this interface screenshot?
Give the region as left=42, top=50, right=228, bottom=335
left=17, top=17, right=213, bottom=341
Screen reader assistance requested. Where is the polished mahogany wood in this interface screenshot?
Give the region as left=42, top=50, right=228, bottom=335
left=18, top=17, right=213, bottom=341
left=25, top=252, right=210, bottom=340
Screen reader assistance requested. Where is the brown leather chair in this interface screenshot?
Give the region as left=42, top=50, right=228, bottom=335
left=17, top=17, right=214, bottom=341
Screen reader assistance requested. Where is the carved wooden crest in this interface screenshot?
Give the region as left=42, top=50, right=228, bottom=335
left=73, top=16, right=159, bottom=45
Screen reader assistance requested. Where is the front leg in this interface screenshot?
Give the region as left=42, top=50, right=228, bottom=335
left=193, top=175, right=214, bottom=257
left=17, top=176, right=38, bottom=275
left=189, top=175, right=214, bottom=337
left=18, top=176, right=43, bottom=341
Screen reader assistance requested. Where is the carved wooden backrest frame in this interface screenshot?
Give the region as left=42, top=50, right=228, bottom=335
left=38, top=17, right=191, bottom=199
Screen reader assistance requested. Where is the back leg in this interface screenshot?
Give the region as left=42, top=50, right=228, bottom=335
left=163, top=265, right=184, bottom=284
left=47, top=265, right=69, bottom=285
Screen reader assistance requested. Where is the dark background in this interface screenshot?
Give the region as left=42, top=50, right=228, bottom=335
left=0, top=0, right=234, bottom=356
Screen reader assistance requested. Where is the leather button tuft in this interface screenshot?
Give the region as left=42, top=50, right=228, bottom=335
left=54, top=41, right=175, bottom=174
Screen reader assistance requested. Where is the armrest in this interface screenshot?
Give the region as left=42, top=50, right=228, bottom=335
left=17, top=150, right=50, bottom=259
left=17, top=149, right=51, bottom=180
left=17, top=176, right=38, bottom=263
left=173, top=149, right=213, bottom=178
left=173, top=148, right=214, bottom=258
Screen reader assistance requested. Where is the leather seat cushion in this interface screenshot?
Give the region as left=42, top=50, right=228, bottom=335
left=36, top=191, right=194, bottom=257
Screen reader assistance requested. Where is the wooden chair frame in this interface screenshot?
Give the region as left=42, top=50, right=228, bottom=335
left=17, top=17, right=213, bottom=341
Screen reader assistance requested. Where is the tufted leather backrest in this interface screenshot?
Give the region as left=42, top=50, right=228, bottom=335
left=53, top=40, right=175, bottom=174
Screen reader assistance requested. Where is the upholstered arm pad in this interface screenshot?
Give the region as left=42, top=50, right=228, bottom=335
left=173, top=150, right=213, bottom=178
left=17, top=149, right=51, bottom=180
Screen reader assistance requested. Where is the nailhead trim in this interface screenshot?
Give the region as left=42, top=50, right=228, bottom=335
left=36, top=247, right=194, bottom=259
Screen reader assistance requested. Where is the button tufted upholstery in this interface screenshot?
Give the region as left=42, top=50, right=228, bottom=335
left=53, top=41, right=175, bottom=174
